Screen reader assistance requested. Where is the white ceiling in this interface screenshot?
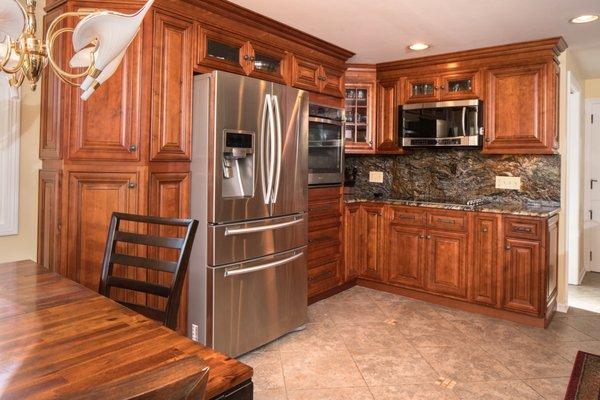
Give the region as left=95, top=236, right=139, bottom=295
left=230, top=0, right=600, bottom=78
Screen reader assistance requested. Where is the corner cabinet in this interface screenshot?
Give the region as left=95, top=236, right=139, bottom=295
left=376, top=79, right=404, bottom=153
left=483, top=62, right=559, bottom=154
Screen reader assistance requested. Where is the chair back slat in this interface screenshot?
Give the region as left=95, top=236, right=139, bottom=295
left=110, top=253, right=178, bottom=273
left=99, top=212, right=199, bottom=330
left=114, top=231, right=185, bottom=249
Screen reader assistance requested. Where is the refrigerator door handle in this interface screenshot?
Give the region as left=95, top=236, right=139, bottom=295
left=223, top=251, right=303, bottom=277
left=261, top=93, right=275, bottom=205
left=271, top=94, right=283, bottom=203
left=224, top=216, right=303, bottom=236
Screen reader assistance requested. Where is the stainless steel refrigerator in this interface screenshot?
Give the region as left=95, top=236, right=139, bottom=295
left=188, top=71, right=309, bottom=357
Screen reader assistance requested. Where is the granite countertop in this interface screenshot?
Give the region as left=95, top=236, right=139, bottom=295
left=345, top=197, right=560, bottom=218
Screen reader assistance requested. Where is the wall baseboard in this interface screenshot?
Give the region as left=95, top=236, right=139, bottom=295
left=557, top=303, right=569, bottom=313
left=578, top=269, right=587, bottom=285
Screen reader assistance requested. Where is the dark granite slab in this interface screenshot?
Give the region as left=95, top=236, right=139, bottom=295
left=345, top=197, right=560, bottom=218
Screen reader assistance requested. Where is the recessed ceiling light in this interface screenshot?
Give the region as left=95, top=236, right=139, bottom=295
left=569, top=14, right=599, bottom=24
left=409, top=43, right=429, bottom=51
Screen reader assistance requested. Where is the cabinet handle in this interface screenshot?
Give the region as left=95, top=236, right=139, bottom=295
left=128, top=182, right=137, bottom=189
left=419, top=235, right=425, bottom=239
left=426, top=235, right=431, bottom=239
left=485, top=138, right=491, bottom=142
left=243, top=54, right=255, bottom=62
left=436, top=218, right=455, bottom=224
left=505, top=244, right=511, bottom=250
left=368, top=140, right=373, bottom=147
left=434, top=85, right=439, bottom=90
left=128, top=144, right=137, bottom=152
left=482, top=228, right=488, bottom=233
left=514, top=226, right=533, bottom=233
left=440, top=85, right=445, bottom=90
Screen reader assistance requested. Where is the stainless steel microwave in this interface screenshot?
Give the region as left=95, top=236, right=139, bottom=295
left=400, top=99, right=483, bottom=147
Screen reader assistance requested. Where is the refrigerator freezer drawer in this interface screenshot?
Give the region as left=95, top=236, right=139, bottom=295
left=208, top=247, right=307, bottom=357
left=208, top=213, right=307, bottom=266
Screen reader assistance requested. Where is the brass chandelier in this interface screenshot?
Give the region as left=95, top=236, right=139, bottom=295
left=0, top=0, right=153, bottom=100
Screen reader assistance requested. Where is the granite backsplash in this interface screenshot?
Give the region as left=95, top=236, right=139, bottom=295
left=344, top=148, right=560, bottom=205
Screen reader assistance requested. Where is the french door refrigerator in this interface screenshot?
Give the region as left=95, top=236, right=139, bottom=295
left=189, top=71, right=309, bottom=357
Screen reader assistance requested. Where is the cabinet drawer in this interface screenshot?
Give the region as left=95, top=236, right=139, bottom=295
left=309, top=225, right=341, bottom=247
left=504, top=217, right=543, bottom=240
left=308, top=258, right=342, bottom=297
left=389, top=206, right=426, bottom=227
left=427, top=211, right=467, bottom=231
left=308, top=240, right=341, bottom=264
left=308, top=186, right=341, bottom=202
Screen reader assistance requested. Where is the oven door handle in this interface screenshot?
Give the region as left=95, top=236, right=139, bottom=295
left=309, top=117, right=344, bottom=126
left=224, top=252, right=303, bottom=277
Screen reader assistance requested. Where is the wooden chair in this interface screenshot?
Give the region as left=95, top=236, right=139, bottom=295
left=99, top=212, right=199, bottom=330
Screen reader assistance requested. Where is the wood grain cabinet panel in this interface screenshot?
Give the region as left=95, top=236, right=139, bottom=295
left=67, top=25, right=145, bottom=162
left=387, top=224, right=426, bottom=289
left=66, top=169, right=146, bottom=299
left=483, top=63, right=556, bottom=154
left=37, top=170, right=61, bottom=274
left=344, top=203, right=362, bottom=280
left=471, top=214, right=500, bottom=306
left=376, top=80, right=403, bottom=153
left=362, top=204, right=385, bottom=281
left=151, top=12, right=193, bottom=161
left=426, top=231, right=468, bottom=298
left=547, top=216, right=559, bottom=306
left=319, top=65, right=345, bottom=98
left=503, top=238, right=542, bottom=315
left=289, top=55, right=321, bottom=93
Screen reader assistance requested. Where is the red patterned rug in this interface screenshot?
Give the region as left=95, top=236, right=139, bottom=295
left=564, top=351, right=600, bottom=400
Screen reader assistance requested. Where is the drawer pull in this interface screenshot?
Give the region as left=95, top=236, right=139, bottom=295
left=436, top=218, right=456, bottom=224
left=399, top=215, right=416, bottom=220
left=482, top=228, right=488, bottom=233
left=514, top=226, right=533, bottom=233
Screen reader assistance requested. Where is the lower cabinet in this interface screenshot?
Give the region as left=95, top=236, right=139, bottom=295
left=502, top=237, right=542, bottom=315
left=343, top=202, right=558, bottom=325
left=387, top=224, right=426, bottom=289
left=426, top=230, right=468, bottom=299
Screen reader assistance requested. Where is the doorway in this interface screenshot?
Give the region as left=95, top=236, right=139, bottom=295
left=584, top=98, right=600, bottom=274
left=566, top=72, right=583, bottom=286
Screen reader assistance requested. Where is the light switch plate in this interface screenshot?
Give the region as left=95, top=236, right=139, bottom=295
left=369, top=171, right=384, bottom=183
left=495, top=176, right=522, bottom=190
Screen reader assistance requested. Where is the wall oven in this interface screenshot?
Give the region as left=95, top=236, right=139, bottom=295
left=308, top=104, right=344, bottom=186
left=400, top=99, right=483, bottom=147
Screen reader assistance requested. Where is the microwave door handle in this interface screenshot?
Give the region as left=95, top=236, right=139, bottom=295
left=260, top=94, right=270, bottom=204
left=461, top=106, right=467, bottom=136
left=271, top=95, right=283, bottom=203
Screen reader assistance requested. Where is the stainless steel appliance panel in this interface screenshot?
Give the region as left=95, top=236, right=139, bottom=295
left=208, top=213, right=308, bottom=266
left=209, top=247, right=308, bottom=357
left=210, top=71, right=273, bottom=224
left=308, top=117, right=344, bottom=186
left=270, top=83, right=309, bottom=217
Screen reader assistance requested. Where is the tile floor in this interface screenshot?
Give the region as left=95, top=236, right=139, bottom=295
left=240, top=272, right=600, bottom=399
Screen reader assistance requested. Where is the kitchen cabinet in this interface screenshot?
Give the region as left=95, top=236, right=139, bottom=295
left=308, top=186, right=344, bottom=300
left=345, top=66, right=377, bottom=153
left=483, top=63, right=558, bottom=154
left=151, top=11, right=193, bottom=161
left=426, top=230, right=468, bottom=299
left=404, top=71, right=479, bottom=104
left=470, top=214, right=500, bottom=307
left=376, top=80, right=404, bottom=153
left=289, top=55, right=345, bottom=98
left=344, top=203, right=363, bottom=280
left=343, top=202, right=559, bottom=327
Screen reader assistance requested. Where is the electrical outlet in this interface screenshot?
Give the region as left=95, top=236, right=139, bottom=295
left=495, top=176, right=522, bottom=190
left=369, top=171, right=384, bottom=183
left=191, top=324, right=199, bottom=342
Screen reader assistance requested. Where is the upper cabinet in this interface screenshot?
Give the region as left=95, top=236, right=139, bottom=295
left=345, top=82, right=376, bottom=153
left=482, top=62, right=558, bottom=154
left=404, top=70, right=480, bottom=103
left=289, top=55, right=345, bottom=98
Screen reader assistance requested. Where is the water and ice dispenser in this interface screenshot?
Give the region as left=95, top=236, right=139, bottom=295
left=221, top=130, right=255, bottom=198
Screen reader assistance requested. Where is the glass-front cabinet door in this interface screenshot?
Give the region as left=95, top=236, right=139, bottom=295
left=345, top=83, right=375, bottom=153
left=197, top=28, right=246, bottom=74
left=244, top=42, right=287, bottom=84
left=404, top=76, right=440, bottom=103
left=440, top=71, right=479, bottom=100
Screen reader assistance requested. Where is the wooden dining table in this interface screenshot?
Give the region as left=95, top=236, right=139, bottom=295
left=0, top=260, right=253, bottom=400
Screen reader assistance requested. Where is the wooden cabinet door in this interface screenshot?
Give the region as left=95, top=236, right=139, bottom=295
left=440, top=70, right=480, bottom=100
left=387, top=224, right=426, bottom=289
left=151, top=12, right=193, bottom=161
left=67, top=9, right=147, bottom=162
left=289, top=55, right=321, bottom=93
left=37, top=170, right=62, bottom=274
left=376, top=80, right=404, bottom=153
left=503, top=238, right=542, bottom=315
left=345, top=83, right=376, bottom=153
left=319, top=66, right=345, bottom=98
left=483, top=63, right=555, bottom=154
left=344, top=204, right=362, bottom=280
left=426, top=231, right=468, bottom=298
left=244, top=42, right=287, bottom=84
left=196, top=26, right=246, bottom=75
left=471, top=214, right=500, bottom=306
left=404, top=76, right=440, bottom=103
left=66, top=168, right=146, bottom=298
left=362, top=204, right=385, bottom=281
